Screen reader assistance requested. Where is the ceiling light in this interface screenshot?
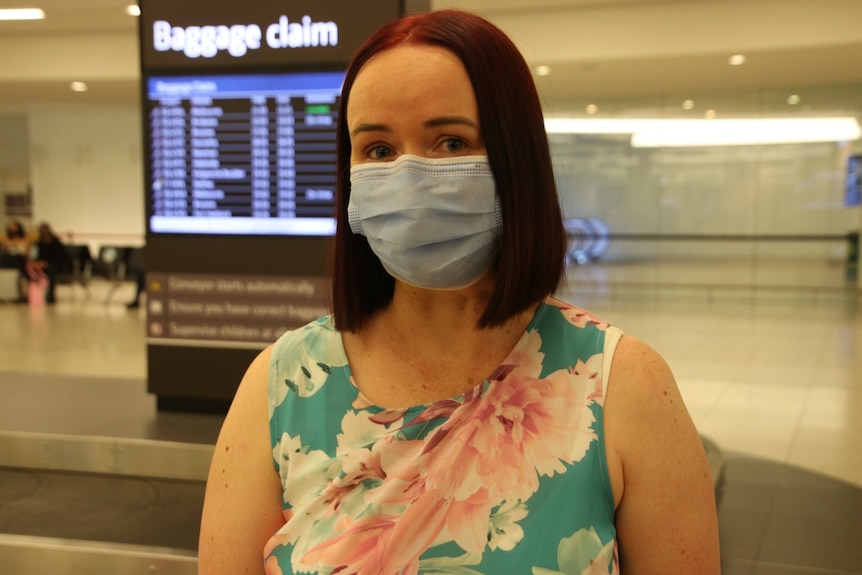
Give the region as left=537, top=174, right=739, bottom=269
left=682, top=100, right=695, bottom=111
left=585, top=104, right=598, bottom=115
left=634, top=118, right=860, bottom=147
left=545, top=119, right=655, bottom=135
left=126, top=5, right=140, bottom=16
left=543, top=117, right=862, bottom=147
left=705, top=109, right=717, bottom=119
left=535, top=65, right=551, bottom=77
left=70, top=81, right=88, bottom=92
left=728, top=54, right=747, bottom=66
left=787, top=94, right=801, bottom=105
left=0, top=8, right=45, bottom=20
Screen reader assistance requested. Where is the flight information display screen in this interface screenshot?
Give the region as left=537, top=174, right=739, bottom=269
left=146, top=71, right=344, bottom=235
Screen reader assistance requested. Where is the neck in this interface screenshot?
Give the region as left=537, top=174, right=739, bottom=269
left=389, top=274, right=494, bottom=329
left=363, top=274, right=538, bottom=360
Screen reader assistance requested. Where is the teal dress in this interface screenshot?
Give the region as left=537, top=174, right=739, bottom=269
left=265, top=297, right=621, bottom=575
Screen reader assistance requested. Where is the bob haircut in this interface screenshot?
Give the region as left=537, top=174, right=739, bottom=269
left=331, top=9, right=566, bottom=332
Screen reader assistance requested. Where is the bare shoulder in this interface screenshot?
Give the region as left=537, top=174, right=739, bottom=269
left=236, top=344, right=274, bottom=402
left=605, top=334, right=684, bottom=426
left=604, top=334, right=721, bottom=575
left=198, top=345, right=285, bottom=575
left=215, top=344, right=274, bottom=429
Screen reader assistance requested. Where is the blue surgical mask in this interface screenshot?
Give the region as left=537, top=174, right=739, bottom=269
left=348, top=154, right=502, bottom=289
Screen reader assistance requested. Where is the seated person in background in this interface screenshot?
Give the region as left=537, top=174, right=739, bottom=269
left=1, top=219, right=31, bottom=301
left=1, top=220, right=29, bottom=259
left=27, top=222, right=70, bottom=304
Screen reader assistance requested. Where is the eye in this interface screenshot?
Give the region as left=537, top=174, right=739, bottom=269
left=367, top=144, right=394, bottom=160
left=442, top=138, right=468, bottom=153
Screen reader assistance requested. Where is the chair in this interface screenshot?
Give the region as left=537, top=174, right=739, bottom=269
left=93, top=246, right=131, bottom=303
left=125, top=246, right=145, bottom=279
left=61, top=244, right=94, bottom=292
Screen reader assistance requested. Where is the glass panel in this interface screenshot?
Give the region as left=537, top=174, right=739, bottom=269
left=549, top=84, right=862, bottom=294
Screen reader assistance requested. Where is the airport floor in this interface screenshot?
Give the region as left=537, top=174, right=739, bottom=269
left=1, top=260, right=861, bottom=574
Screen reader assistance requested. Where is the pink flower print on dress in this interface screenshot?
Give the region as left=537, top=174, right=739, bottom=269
left=555, top=299, right=610, bottom=331
left=290, top=332, right=604, bottom=573
left=364, top=357, right=600, bottom=558
left=301, top=514, right=422, bottom=575
left=571, top=355, right=605, bottom=404
left=423, top=366, right=597, bottom=506
left=320, top=447, right=386, bottom=516
left=264, top=554, right=285, bottom=575
left=263, top=509, right=294, bottom=559
left=369, top=438, right=428, bottom=506
left=501, top=328, right=546, bottom=378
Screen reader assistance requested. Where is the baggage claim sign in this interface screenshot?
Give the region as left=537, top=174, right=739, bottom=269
left=139, top=1, right=406, bottom=69
left=140, top=0, right=404, bottom=350
left=152, top=15, right=339, bottom=59
left=139, top=0, right=411, bottom=408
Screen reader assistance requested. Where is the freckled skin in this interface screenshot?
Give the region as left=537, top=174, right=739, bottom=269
left=604, top=336, right=720, bottom=573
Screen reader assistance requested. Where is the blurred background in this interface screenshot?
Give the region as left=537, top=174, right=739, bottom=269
left=0, top=1, right=861, bottom=574
left=1, top=0, right=861, bottom=287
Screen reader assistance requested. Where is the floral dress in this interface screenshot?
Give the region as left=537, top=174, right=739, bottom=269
left=265, top=296, right=622, bottom=575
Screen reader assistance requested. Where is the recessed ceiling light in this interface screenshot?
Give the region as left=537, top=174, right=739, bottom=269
left=787, top=94, right=801, bottom=105
left=70, top=81, right=88, bottom=93
left=585, top=104, right=598, bottom=115
left=535, top=65, right=551, bottom=77
left=682, top=100, right=695, bottom=111
left=0, top=8, right=45, bottom=20
left=728, top=54, right=747, bottom=66
left=125, top=5, right=140, bottom=16
left=544, top=117, right=862, bottom=147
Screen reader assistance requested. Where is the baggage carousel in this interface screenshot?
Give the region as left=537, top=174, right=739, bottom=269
left=0, top=427, right=725, bottom=574
left=0, top=431, right=212, bottom=574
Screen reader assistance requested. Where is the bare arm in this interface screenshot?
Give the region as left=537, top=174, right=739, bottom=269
left=198, top=346, right=286, bottom=574
left=604, top=335, right=721, bottom=574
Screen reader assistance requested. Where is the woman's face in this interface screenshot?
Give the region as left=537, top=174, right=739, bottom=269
left=346, top=45, right=486, bottom=168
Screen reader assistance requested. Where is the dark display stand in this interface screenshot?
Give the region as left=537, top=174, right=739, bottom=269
left=139, top=0, right=429, bottom=412
left=147, top=70, right=345, bottom=236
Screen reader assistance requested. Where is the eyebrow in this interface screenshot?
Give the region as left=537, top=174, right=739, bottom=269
left=349, top=115, right=479, bottom=138
left=423, top=116, right=479, bottom=130
left=350, top=123, right=389, bottom=138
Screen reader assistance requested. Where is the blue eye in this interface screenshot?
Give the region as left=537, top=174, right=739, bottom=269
left=369, top=145, right=393, bottom=159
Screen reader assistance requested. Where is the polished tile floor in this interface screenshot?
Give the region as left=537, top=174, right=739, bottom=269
left=0, top=262, right=860, bottom=574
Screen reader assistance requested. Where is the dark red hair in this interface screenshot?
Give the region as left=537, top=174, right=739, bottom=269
left=331, top=9, right=565, bottom=332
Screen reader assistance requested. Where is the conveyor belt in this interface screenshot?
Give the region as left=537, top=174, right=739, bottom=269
left=0, top=467, right=204, bottom=550
left=0, top=431, right=211, bottom=574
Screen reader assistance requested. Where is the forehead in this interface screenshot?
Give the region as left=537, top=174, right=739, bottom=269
left=347, top=45, right=478, bottom=125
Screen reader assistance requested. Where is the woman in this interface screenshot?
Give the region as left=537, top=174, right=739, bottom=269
left=199, top=10, right=720, bottom=575
left=27, top=222, right=69, bottom=304
left=2, top=220, right=29, bottom=257
left=1, top=220, right=29, bottom=300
